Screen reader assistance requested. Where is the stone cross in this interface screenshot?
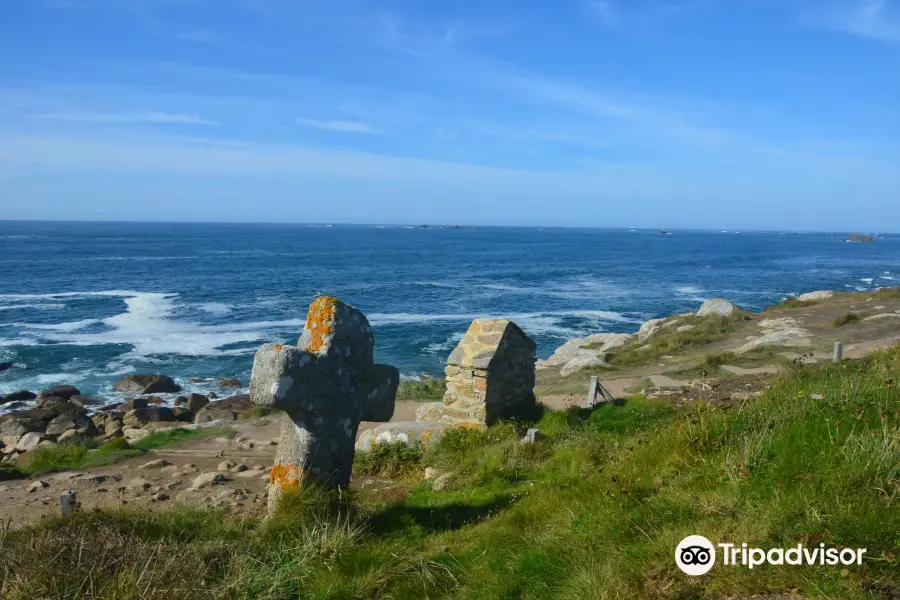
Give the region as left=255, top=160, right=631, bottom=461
left=250, top=296, right=399, bottom=512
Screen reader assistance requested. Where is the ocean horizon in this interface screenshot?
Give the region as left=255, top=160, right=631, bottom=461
left=2, top=220, right=897, bottom=405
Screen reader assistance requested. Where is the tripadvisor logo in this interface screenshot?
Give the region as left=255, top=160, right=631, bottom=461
left=675, top=536, right=867, bottom=576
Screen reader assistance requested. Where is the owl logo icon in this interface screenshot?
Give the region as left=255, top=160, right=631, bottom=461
left=676, top=536, right=716, bottom=575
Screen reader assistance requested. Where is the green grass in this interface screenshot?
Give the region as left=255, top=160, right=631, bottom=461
left=703, top=345, right=788, bottom=369
left=835, top=312, right=862, bottom=327
left=3, top=350, right=900, bottom=599
left=239, top=406, right=278, bottom=420
left=396, top=377, right=447, bottom=402
left=353, top=440, right=425, bottom=477
left=605, top=313, right=749, bottom=368
left=767, top=298, right=819, bottom=310
left=19, top=426, right=235, bottom=476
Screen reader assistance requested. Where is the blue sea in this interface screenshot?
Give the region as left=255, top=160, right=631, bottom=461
left=1, top=222, right=898, bottom=404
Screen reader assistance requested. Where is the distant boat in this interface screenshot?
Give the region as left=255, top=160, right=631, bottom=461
left=444, top=224, right=462, bottom=230
left=659, top=229, right=672, bottom=236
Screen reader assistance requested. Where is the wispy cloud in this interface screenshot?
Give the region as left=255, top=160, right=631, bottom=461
left=584, top=0, right=618, bottom=26
left=36, top=111, right=218, bottom=125
left=294, top=117, right=376, bottom=133
left=807, top=0, right=900, bottom=42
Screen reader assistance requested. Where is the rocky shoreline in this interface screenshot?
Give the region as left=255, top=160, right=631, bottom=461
left=537, top=296, right=744, bottom=375
left=0, top=373, right=256, bottom=468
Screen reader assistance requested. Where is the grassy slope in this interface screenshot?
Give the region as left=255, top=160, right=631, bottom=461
left=2, top=350, right=899, bottom=599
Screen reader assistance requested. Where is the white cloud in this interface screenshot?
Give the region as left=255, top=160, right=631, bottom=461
left=294, top=117, right=376, bottom=133
left=34, top=111, right=219, bottom=125
left=585, top=0, right=618, bottom=25
left=807, top=0, right=900, bottom=42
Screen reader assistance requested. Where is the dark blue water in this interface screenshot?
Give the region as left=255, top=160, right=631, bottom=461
left=1, top=222, right=897, bottom=401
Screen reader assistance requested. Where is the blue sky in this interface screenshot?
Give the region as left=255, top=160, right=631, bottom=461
left=0, top=0, right=898, bottom=229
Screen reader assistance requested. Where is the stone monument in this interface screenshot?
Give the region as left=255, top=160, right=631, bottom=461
left=250, top=296, right=399, bottom=512
left=441, top=319, right=537, bottom=427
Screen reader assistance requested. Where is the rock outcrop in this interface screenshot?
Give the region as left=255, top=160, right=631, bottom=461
left=537, top=333, right=632, bottom=376
left=113, top=374, right=181, bottom=395
left=796, top=290, right=834, bottom=302
left=697, top=298, right=735, bottom=317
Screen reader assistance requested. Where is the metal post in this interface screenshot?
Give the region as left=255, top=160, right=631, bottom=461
left=833, top=342, right=844, bottom=363
left=586, top=376, right=599, bottom=408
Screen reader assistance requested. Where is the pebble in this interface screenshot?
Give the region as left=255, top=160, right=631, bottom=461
left=230, top=464, right=249, bottom=473
left=28, top=480, right=49, bottom=493
left=139, top=459, right=171, bottom=470
left=192, top=472, right=228, bottom=489
left=151, top=492, right=170, bottom=502
left=127, top=478, right=153, bottom=491
left=234, top=469, right=266, bottom=479
left=217, top=460, right=236, bottom=471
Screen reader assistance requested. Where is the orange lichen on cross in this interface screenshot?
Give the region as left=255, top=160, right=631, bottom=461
left=270, top=464, right=303, bottom=491
left=305, top=296, right=339, bottom=353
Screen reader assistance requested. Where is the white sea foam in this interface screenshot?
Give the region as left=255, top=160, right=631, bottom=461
left=14, top=319, right=100, bottom=332
left=676, top=285, right=702, bottom=294
left=0, top=338, right=39, bottom=347
left=423, top=332, right=465, bottom=355
left=0, top=303, right=66, bottom=311
left=197, top=302, right=232, bottom=315
left=1, top=291, right=305, bottom=357
left=35, top=372, right=86, bottom=384
left=881, top=276, right=896, bottom=281
left=860, top=278, right=874, bottom=284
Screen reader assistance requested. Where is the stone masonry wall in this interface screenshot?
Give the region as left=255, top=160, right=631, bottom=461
left=441, top=319, right=537, bottom=427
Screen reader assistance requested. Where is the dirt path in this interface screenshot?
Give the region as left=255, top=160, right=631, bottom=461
left=0, top=400, right=426, bottom=528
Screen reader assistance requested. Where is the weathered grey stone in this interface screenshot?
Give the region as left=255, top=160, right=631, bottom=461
left=638, top=318, right=666, bottom=342
left=192, top=471, right=227, bottom=489
left=139, top=459, right=171, bottom=470
left=122, top=428, right=151, bottom=442
left=28, top=480, right=49, bottom=493
left=70, top=395, right=105, bottom=407
left=194, top=395, right=252, bottom=423
left=415, top=402, right=445, bottom=423
left=120, top=398, right=149, bottom=412
left=128, top=477, right=153, bottom=491
left=355, top=421, right=444, bottom=452
left=42, top=385, right=81, bottom=400
left=15, top=431, right=44, bottom=452
left=537, top=333, right=631, bottom=376
left=114, top=374, right=181, bottom=395
left=738, top=329, right=811, bottom=353
left=0, top=419, right=42, bottom=448
left=57, top=429, right=89, bottom=445
left=521, top=428, right=542, bottom=445
left=123, top=407, right=175, bottom=427
left=1, top=390, right=36, bottom=405
left=796, top=290, right=833, bottom=302
left=440, top=319, right=537, bottom=427
left=432, top=472, right=453, bottom=491
left=185, top=393, right=209, bottom=412
left=46, top=411, right=98, bottom=437
left=697, top=298, right=735, bottom=317
left=250, top=296, right=399, bottom=512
